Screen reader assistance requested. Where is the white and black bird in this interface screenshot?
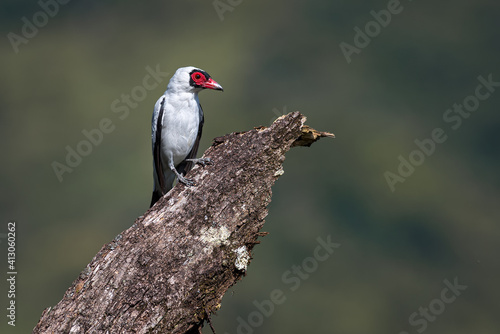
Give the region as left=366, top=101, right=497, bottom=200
left=150, top=66, right=223, bottom=207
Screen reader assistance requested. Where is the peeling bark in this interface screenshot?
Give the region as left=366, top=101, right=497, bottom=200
left=33, top=112, right=333, bottom=334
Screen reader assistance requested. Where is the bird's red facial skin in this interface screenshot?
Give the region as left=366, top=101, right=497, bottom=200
left=191, top=71, right=206, bottom=86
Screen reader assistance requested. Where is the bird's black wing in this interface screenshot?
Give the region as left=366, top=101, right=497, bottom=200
left=177, top=105, right=204, bottom=176
left=151, top=98, right=166, bottom=205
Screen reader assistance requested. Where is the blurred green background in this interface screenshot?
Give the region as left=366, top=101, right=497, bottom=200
left=1, top=0, right=500, bottom=333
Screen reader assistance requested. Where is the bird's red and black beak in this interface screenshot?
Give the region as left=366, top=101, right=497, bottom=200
left=200, top=78, right=223, bottom=91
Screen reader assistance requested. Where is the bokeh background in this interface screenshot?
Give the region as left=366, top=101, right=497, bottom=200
left=1, top=0, right=500, bottom=333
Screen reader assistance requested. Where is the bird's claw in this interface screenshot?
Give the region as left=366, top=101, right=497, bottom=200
left=177, top=174, right=195, bottom=187
left=186, top=157, right=213, bottom=167
left=175, top=158, right=212, bottom=187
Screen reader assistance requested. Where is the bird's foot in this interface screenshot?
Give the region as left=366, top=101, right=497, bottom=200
left=176, top=173, right=195, bottom=187
left=186, top=157, right=213, bottom=167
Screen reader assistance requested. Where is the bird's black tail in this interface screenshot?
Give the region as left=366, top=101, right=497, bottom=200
left=150, top=191, right=162, bottom=208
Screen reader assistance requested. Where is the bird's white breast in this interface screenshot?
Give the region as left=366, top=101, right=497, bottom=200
left=160, top=92, right=200, bottom=166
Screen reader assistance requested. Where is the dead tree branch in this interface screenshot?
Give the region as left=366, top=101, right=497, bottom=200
left=33, top=111, right=334, bottom=334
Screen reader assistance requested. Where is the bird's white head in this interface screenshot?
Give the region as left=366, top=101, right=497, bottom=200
left=166, top=66, right=223, bottom=94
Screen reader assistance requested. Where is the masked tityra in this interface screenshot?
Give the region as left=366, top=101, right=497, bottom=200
left=150, top=66, right=223, bottom=207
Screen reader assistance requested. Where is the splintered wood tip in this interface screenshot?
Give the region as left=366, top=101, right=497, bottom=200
left=292, top=125, right=335, bottom=147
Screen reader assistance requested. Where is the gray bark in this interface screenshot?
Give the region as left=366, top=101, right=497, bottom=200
left=33, top=111, right=334, bottom=334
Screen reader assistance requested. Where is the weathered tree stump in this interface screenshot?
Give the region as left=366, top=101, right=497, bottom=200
left=33, top=111, right=333, bottom=334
